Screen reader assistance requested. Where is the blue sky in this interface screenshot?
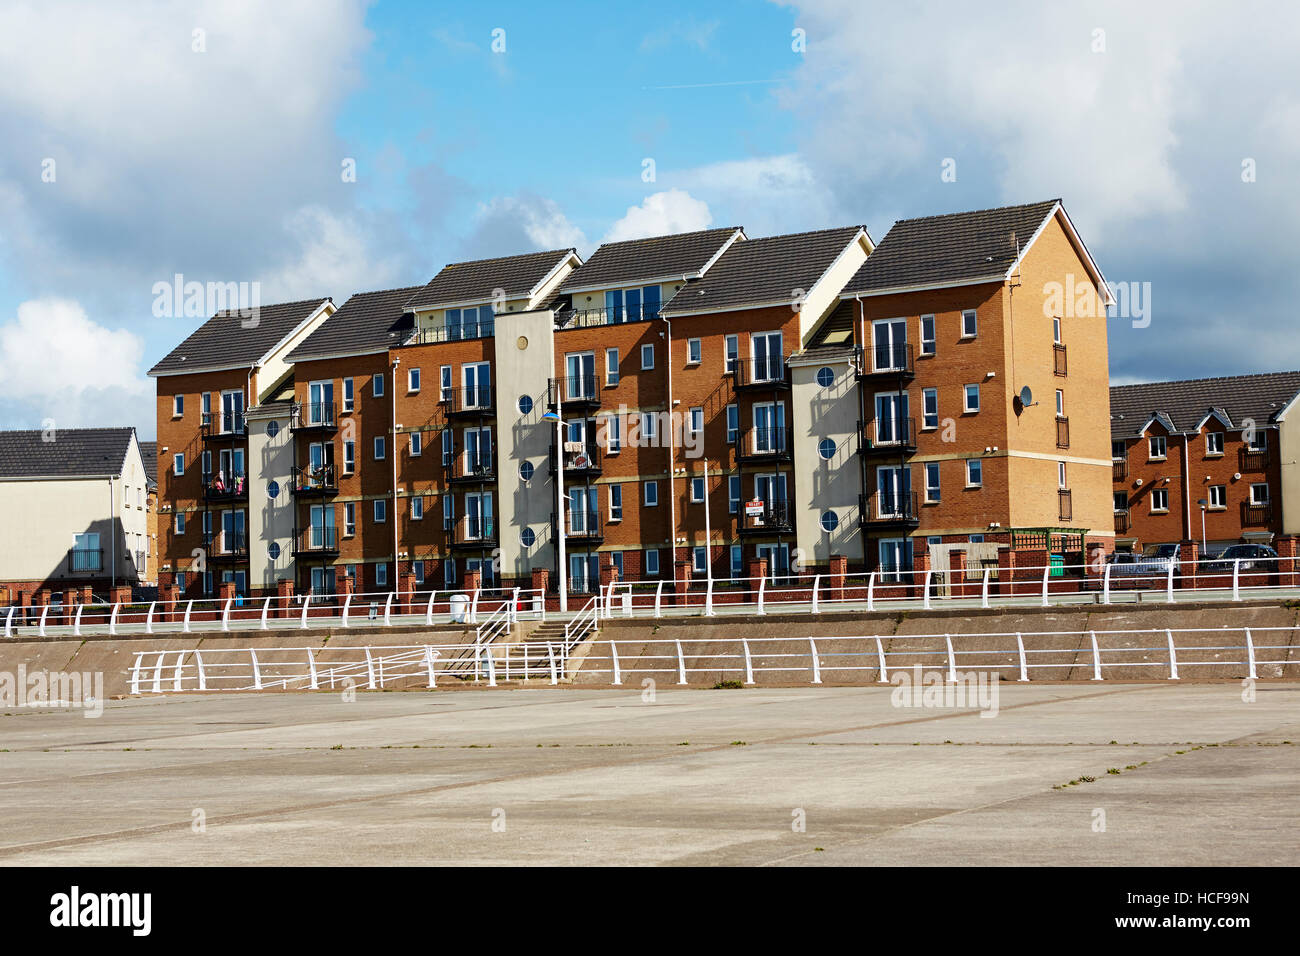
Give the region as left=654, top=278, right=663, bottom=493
left=2, top=0, right=1298, bottom=439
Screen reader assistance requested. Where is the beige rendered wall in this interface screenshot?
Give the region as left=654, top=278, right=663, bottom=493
left=255, top=302, right=334, bottom=403
left=1280, top=415, right=1300, bottom=536
left=798, top=234, right=871, bottom=345
left=245, top=405, right=296, bottom=588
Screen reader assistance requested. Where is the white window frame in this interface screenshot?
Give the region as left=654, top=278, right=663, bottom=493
left=922, top=388, right=938, bottom=429
left=175, top=512, right=185, bottom=534
left=920, top=315, right=936, bottom=356
left=376, top=563, right=388, bottom=588
left=728, top=475, right=741, bottom=514
left=687, top=338, right=702, bottom=364
left=1206, top=432, right=1224, bottom=456
left=605, top=348, right=619, bottom=386
left=411, top=496, right=424, bottom=521
left=961, top=309, right=978, bottom=338
left=1055, top=389, right=1065, bottom=418
left=374, top=499, right=387, bottom=523
left=342, top=377, right=354, bottom=412
left=173, top=453, right=184, bottom=476
left=925, top=462, right=940, bottom=502
left=372, top=373, right=384, bottom=398
left=1151, top=488, right=1169, bottom=513
left=440, top=365, right=452, bottom=402
left=641, top=343, right=654, bottom=370
left=374, top=436, right=386, bottom=460
left=644, top=549, right=660, bottom=576
left=1208, top=485, right=1226, bottom=509
left=410, top=432, right=422, bottom=457
left=724, top=334, right=739, bottom=374
left=966, top=459, right=982, bottom=488
left=173, top=395, right=184, bottom=417
left=641, top=412, right=657, bottom=442
left=644, top=481, right=658, bottom=507
left=1058, top=461, right=1068, bottom=489
left=408, top=367, right=421, bottom=393
left=964, top=384, right=980, bottom=413
left=726, top=404, right=738, bottom=443
left=344, top=501, right=356, bottom=536
left=690, top=476, right=705, bottom=503
left=1149, top=435, right=1167, bottom=461
left=609, top=484, right=623, bottom=521
left=1250, top=482, right=1270, bottom=505
left=689, top=406, right=703, bottom=436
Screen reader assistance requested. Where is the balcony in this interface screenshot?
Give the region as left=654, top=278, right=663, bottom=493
left=293, top=526, right=339, bottom=558
left=858, top=417, right=917, bottom=457
left=407, top=317, right=495, bottom=344
left=552, top=510, right=604, bottom=544
left=549, top=441, right=602, bottom=478
left=451, top=515, right=499, bottom=550
left=1059, top=489, right=1073, bottom=522
left=734, top=426, right=793, bottom=463
left=1054, top=343, right=1068, bottom=376
left=1242, top=500, right=1272, bottom=527
left=67, top=548, right=103, bottom=573
left=447, top=452, right=497, bottom=484
left=1114, top=509, right=1131, bottom=534
left=559, top=304, right=660, bottom=329
left=1240, top=445, right=1269, bottom=471
left=440, top=386, right=495, bottom=419
left=855, top=343, right=916, bottom=382
left=738, top=501, right=793, bottom=536
left=1112, top=459, right=1128, bottom=481
left=858, top=491, right=920, bottom=530
left=732, top=357, right=790, bottom=391
left=1056, top=417, right=1070, bottom=449
left=206, top=532, right=249, bottom=562
left=202, top=472, right=248, bottom=501
left=290, top=464, right=337, bottom=497
left=201, top=411, right=246, bottom=441
left=290, top=401, right=336, bottom=433
left=547, top=375, right=600, bottom=411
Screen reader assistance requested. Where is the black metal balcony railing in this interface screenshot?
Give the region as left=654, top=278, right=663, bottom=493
left=1059, top=489, right=1073, bottom=521
left=291, top=464, right=337, bottom=496
left=206, top=531, right=249, bottom=559
left=1240, top=445, right=1269, bottom=471
left=293, top=526, right=339, bottom=556
left=733, top=356, right=790, bottom=390
left=67, top=548, right=103, bottom=573
left=547, top=375, right=600, bottom=409
left=1054, top=343, right=1068, bottom=376
left=290, top=401, right=336, bottom=431
left=1056, top=416, right=1071, bottom=449
left=859, top=417, right=917, bottom=456
left=409, top=318, right=496, bottom=344
left=201, top=411, right=246, bottom=438
left=1114, top=509, right=1131, bottom=534
left=735, top=426, right=793, bottom=462
left=1242, top=500, right=1272, bottom=526
left=1113, top=459, right=1129, bottom=480
left=202, top=472, right=249, bottom=500
left=856, top=342, right=916, bottom=378
left=440, top=385, right=495, bottom=417
left=739, top=501, right=793, bottom=535
left=452, top=515, right=498, bottom=548
left=560, top=304, right=661, bottom=328
left=552, top=510, right=604, bottom=542
left=550, top=441, right=602, bottom=476
left=859, top=491, right=921, bottom=527
left=447, top=452, right=497, bottom=483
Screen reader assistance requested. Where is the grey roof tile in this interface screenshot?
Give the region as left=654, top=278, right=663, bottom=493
left=404, top=249, right=578, bottom=311
left=0, top=427, right=136, bottom=479
left=558, top=227, right=742, bottom=293
left=1110, top=371, right=1300, bottom=439
left=286, top=285, right=424, bottom=362
left=148, top=298, right=331, bottom=375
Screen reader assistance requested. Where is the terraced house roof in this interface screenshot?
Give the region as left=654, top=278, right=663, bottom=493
left=1110, top=371, right=1300, bottom=439
left=404, top=248, right=580, bottom=312
left=148, top=298, right=332, bottom=376
left=558, top=227, right=744, bottom=293
left=287, top=286, right=425, bottom=362
left=662, top=226, right=868, bottom=316
left=0, top=427, right=137, bottom=479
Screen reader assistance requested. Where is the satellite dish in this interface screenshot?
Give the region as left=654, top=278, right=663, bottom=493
left=1019, top=386, right=1033, bottom=407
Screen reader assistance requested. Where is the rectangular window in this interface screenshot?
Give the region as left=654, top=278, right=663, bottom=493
left=343, top=440, right=355, bottom=473
left=201, top=450, right=211, bottom=478
left=410, top=432, right=422, bottom=457
left=1113, top=491, right=1128, bottom=512
left=342, top=377, right=354, bottom=411
left=1250, top=482, right=1270, bottom=504
left=724, top=334, right=738, bottom=373
left=1151, top=488, right=1169, bottom=512
left=344, top=502, right=355, bottom=536
left=173, top=453, right=184, bottom=476
left=605, top=348, right=619, bottom=386
left=413, top=560, right=425, bottom=585
left=925, top=462, right=941, bottom=502
left=641, top=412, right=657, bottom=441
left=920, top=315, right=936, bottom=356
left=411, top=496, right=424, bottom=521
left=644, top=481, right=658, bottom=506
left=689, top=406, right=703, bottom=436
left=726, top=404, right=738, bottom=443
left=961, top=309, right=978, bottom=338
left=645, top=549, right=660, bottom=576
left=964, top=384, right=980, bottom=413
left=1055, top=389, right=1065, bottom=417
left=690, top=476, right=705, bottom=502
left=444, top=559, right=456, bottom=586
left=611, top=551, right=624, bottom=579
left=641, top=343, right=654, bottom=370
left=728, top=476, right=741, bottom=514
left=1209, top=485, right=1226, bottom=509
left=373, top=373, right=384, bottom=397
left=1053, top=317, right=1062, bottom=344
left=730, top=545, right=743, bottom=579
left=441, top=429, right=453, bottom=466
left=1247, top=430, right=1267, bottom=452
left=175, top=512, right=185, bottom=534
left=1058, top=461, right=1068, bottom=489
left=693, top=546, right=707, bottom=574
left=442, top=496, right=453, bottom=529
left=374, top=436, right=386, bottom=460
left=440, top=365, right=452, bottom=401
left=1111, top=440, right=1125, bottom=461
left=173, top=395, right=184, bottom=417
left=376, top=563, right=388, bottom=588
left=374, top=499, right=387, bottom=523
left=923, top=388, right=938, bottom=429
left=1206, top=432, right=1224, bottom=455
left=1148, top=436, right=1167, bottom=460
left=408, top=368, right=421, bottom=393
left=966, top=459, right=983, bottom=487
left=610, top=484, right=623, bottom=521
left=688, top=338, right=702, bottom=364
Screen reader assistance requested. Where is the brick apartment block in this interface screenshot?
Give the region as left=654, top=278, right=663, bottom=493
left=148, top=199, right=1120, bottom=599
left=1110, top=371, right=1300, bottom=555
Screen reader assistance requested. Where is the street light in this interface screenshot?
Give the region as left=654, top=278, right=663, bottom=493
left=1197, top=498, right=1208, bottom=556
left=542, top=409, right=567, bottom=613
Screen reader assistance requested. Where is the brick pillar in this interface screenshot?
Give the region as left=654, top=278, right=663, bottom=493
left=110, top=584, right=131, bottom=606
left=1275, top=535, right=1299, bottom=588
left=746, top=557, right=767, bottom=603
left=19, top=589, right=32, bottom=626
left=62, top=588, right=80, bottom=626
left=949, top=550, right=967, bottom=598
left=400, top=571, right=417, bottom=613
left=218, top=581, right=236, bottom=603
left=912, top=548, right=930, bottom=599
left=276, top=577, right=294, bottom=618
left=996, top=546, right=1015, bottom=597
left=32, top=589, right=48, bottom=628
left=599, top=560, right=619, bottom=591
left=1178, top=541, right=1199, bottom=591
left=160, top=584, right=179, bottom=621
left=828, top=553, right=847, bottom=601
left=462, top=568, right=482, bottom=593
left=531, top=567, right=550, bottom=595
left=674, top=559, right=693, bottom=605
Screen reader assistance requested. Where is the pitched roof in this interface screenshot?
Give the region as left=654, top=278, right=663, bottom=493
left=840, top=200, right=1061, bottom=297
left=1110, top=371, right=1300, bottom=439
left=148, top=298, right=332, bottom=376
left=0, top=427, right=136, bottom=479
left=661, top=226, right=867, bottom=316
left=403, top=249, right=579, bottom=312
left=139, top=441, right=157, bottom=485
left=558, top=227, right=743, bottom=293
left=286, top=286, right=424, bottom=362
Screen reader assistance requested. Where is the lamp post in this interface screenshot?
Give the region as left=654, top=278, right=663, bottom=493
left=1197, top=498, right=1208, bottom=556
left=543, top=409, right=567, bottom=613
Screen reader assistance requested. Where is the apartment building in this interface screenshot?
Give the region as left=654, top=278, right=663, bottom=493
left=1110, top=371, right=1300, bottom=554
left=149, top=298, right=337, bottom=595
left=0, top=427, right=151, bottom=600
left=148, top=199, right=1113, bottom=596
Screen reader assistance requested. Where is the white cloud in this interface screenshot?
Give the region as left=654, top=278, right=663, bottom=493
left=264, top=206, right=403, bottom=302
left=0, top=299, right=152, bottom=431
left=603, top=189, right=713, bottom=243
left=666, top=154, right=837, bottom=237
left=460, top=195, right=588, bottom=260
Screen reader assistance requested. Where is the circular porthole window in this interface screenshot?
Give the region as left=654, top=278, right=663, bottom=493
left=266, top=420, right=280, bottom=438
left=820, top=510, right=839, bottom=533
left=266, top=480, right=280, bottom=499
left=521, top=528, right=536, bottom=547
left=816, top=366, right=835, bottom=388
left=519, top=460, right=534, bottom=481
left=818, top=438, right=836, bottom=460
left=517, top=335, right=529, bottom=351
left=518, top=395, right=533, bottom=415
left=268, top=542, right=281, bottom=560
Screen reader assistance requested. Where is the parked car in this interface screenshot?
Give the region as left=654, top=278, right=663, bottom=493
left=1109, top=543, right=1181, bottom=581
left=1202, top=544, right=1278, bottom=580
